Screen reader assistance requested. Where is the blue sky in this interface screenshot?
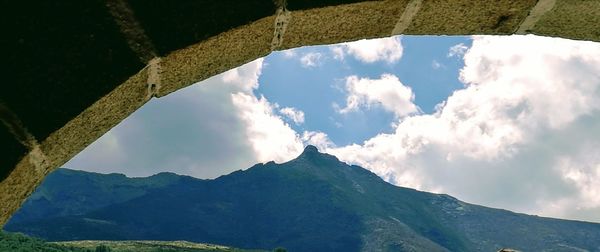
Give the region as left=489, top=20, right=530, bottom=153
left=258, top=36, right=470, bottom=145
left=65, top=35, right=600, bottom=223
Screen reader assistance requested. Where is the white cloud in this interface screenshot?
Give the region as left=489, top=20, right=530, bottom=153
left=330, top=36, right=403, bottom=64
left=66, top=59, right=267, bottom=179
left=431, top=60, right=442, bottom=69
left=300, top=52, right=322, bottom=68
left=338, top=74, right=419, bottom=118
left=557, top=148, right=600, bottom=209
left=281, top=49, right=297, bottom=58
left=328, top=35, right=600, bottom=222
left=221, top=58, right=263, bottom=92
left=279, top=107, right=305, bottom=125
left=70, top=55, right=319, bottom=179
left=460, top=36, right=600, bottom=128
left=342, top=36, right=403, bottom=63
left=231, top=93, right=304, bottom=163
left=448, top=43, right=468, bottom=58
left=330, top=46, right=345, bottom=61
left=302, top=131, right=335, bottom=150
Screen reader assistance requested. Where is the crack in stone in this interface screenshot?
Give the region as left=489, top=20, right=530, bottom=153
left=391, top=0, right=423, bottom=35
left=147, top=57, right=162, bottom=99
left=105, top=0, right=158, bottom=63
left=0, top=103, right=49, bottom=174
left=516, top=0, right=557, bottom=34
left=271, top=0, right=291, bottom=50
left=0, top=103, right=37, bottom=149
left=28, top=145, right=49, bottom=175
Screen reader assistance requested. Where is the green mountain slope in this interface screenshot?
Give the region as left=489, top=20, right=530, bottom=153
left=8, top=168, right=183, bottom=224
left=5, top=146, right=600, bottom=251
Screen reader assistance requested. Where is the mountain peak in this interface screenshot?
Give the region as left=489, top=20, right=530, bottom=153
left=298, top=145, right=327, bottom=160
left=296, top=145, right=342, bottom=166
left=302, top=145, right=319, bottom=154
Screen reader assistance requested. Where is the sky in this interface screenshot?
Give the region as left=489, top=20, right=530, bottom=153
left=64, top=35, right=600, bottom=223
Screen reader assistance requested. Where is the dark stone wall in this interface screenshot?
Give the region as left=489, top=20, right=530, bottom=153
left=128, top=0, right=277, bottom=56
left=0, top=128, right=27, bottom=182
left=0, top=0, right=144, bottom=142
left=287, top=0, right=379, bottom=11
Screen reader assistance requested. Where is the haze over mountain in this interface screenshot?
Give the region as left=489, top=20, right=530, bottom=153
left=6, top=146, right=600, bottom=251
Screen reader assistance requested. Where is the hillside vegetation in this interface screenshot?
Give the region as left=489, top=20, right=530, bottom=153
left=1, top=230, right=85, bottom=252
left=54, top=240, right=265, bottom=252
left=0, top=230, right=265, bottom=252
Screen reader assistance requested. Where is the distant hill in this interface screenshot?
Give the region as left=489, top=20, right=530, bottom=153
left=5, top=145, right=600, bottom=251
left=0, top=230, right=85, bottom=252
left=6, top=168, right=183, bottom=225
left=0, top=230, right=263, bottom=252
left=53, top=240, right=265, bottom=252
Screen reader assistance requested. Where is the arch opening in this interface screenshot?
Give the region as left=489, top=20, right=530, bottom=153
left=4, top=34, right=600, bottom=251
left=2, top=0, right=600, bottom=234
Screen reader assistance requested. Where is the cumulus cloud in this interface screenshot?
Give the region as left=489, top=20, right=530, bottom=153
left=337, top=74, right=420, bottom=118
left=448, top=43, right=468, bottom=58
left=231, top=93, right=304, bottom=163
left=67, top=54, right=330, bottom=179
left=556, top=147, right=600, bottom=210
left=65, top=59, right=269, bottom=179
left=328, top=35, right=600, bottom=222
left=302, top=131, right=335, bottom=150
left=279, top=107, right=305, bottom=125
left=221, top=59, right=263, bottom=92
left=300, top=52, right=323, bottom=68
left=332, top=36, right=403, bottom=63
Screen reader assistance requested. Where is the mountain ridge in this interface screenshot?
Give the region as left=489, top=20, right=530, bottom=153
left=6, top=145, right=600, bottom=251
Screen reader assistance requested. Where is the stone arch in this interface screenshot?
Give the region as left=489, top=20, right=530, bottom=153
left=1, top=0, right=599, bottom=225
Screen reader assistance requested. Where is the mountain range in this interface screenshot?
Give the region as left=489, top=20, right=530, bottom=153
left=5, top=145, right=600, bottom=251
